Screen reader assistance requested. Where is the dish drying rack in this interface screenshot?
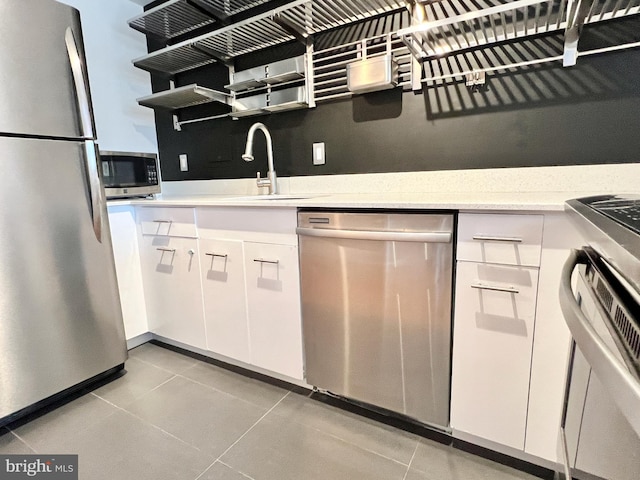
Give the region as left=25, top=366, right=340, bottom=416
left=130, top=0, right=640, bottom=129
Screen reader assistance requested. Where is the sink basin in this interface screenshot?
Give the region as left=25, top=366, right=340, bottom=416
left=221, top=194, right=318, bottom=201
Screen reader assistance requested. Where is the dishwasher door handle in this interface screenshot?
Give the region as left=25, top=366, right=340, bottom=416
left=296, top=227, right=452, bottom=243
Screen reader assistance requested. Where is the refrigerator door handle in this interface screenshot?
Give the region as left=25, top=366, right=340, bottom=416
left=83, top=140, right=104, bottom=243
left=65, top=27, right=94, bottom=139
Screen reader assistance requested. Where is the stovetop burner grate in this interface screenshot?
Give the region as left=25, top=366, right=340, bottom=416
left=583, top=195, right=640, bottom=235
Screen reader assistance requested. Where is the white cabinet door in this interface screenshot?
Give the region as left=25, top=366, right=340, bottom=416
left=451, top=261, right=539, bottom=450
left=244, top=242, right=304, bottom=380
left=108, top=205, right=148, bottom=340
left=200, top=238, right=250, bottom=363
left=139, top=235, right=206, bottom=349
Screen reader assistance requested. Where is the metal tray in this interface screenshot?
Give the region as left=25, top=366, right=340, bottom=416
left=137, top=84, right=230, bottom=110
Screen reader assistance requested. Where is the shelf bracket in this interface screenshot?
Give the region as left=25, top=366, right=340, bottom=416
left=563, top=0, right=596, bottom=67
left=411, top=56, right=423, bottom=91
left=272, top=13, right=309, bottom=44
left=465, top=71, right=486, bottom=92
left=188, top=0, right=231, bottom=26
left=173, top=114, right=182, bottom=132
left=191, top=42, right=232, bottom=67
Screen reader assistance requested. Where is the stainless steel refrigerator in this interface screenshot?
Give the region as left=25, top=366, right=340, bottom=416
left=0, top=0, right=127, bottom=426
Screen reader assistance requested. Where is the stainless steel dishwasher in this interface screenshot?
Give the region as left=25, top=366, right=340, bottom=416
left=297, top=211, right=454, bottom=428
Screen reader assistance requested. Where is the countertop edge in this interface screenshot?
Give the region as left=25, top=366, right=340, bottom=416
left=107, top=194, right=569, bottom=212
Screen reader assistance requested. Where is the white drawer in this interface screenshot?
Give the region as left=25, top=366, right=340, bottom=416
left=196, top=206, right=297, bottom=245
left=137, top=207, right=197, bottom=238
left=457, top=213, right=543, bottom=267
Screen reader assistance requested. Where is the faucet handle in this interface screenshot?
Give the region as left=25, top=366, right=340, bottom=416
left=256, top=171, right=271, bottom=188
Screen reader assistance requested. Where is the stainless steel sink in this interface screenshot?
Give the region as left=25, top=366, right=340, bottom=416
left=221, top=194, right=318, bottom=201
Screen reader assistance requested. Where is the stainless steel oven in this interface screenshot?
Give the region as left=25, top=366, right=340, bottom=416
left=558, top=195, right=640, bottom=480
left=100, top=151, right=160, bottom=199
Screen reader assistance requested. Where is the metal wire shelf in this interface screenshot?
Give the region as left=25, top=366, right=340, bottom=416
left=137, top=84, right=231, bottom=110
left=133, top=0, right=406, bottom=74
left=397, top=0, right=640, bottom=60
left=128, top=0, right=272, bottom=40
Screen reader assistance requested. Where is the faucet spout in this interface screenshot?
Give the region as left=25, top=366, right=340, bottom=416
left=242, top=122, right=277, bottom=195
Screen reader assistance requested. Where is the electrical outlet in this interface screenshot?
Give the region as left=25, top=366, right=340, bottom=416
left=179, top=154, right=188, bottom=172
left=313, top=142, right=325, bottom=165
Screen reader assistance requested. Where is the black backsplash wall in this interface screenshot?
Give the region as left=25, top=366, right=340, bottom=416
left=149, top=15, right=640, bottom=182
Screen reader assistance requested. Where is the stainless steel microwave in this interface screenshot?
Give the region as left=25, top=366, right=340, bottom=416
left=100, top=151, right=160, bottom=199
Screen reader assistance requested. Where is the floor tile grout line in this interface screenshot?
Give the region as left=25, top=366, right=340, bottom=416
left=8, top=430, right=38, bottom=454
left=291, top=420, right=413, bottom=468
left=174, top=370, right=290, bottom=411
left=215, top=390, right=290, bottom=461
left=264, top=399, right=416, bottom=467
left=217, top=459, right=257, bottom=480
left=12, top=394, right=123, bottom=453
left=193, top=391, right=291, bottom=480
left=193, top=460, right=258, bottom=480
left=127, top=354, right=196, bottom=376
left=401, top=441, right=420, bottom=480
left=91, top=372, right=178, bottom=406
left=90, top=388, right=203, bottom=453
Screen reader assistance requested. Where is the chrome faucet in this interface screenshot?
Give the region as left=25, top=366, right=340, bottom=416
left=242, top=122, right=278, bottom=195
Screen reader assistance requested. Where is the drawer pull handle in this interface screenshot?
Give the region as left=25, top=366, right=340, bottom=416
left=206, top=253, right=228, bottom=259
left=471, top=283, right=520, bottom=294
left=156, top=247, right=176, bottom=253
left=472, top=235, right=523, bottom=243
left=254, top=258, right=279, bottom=265
left=153, top=220, right=172, bottom=224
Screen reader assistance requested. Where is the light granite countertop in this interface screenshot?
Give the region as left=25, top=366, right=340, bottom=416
left=108, top=191, right=581, bottom=212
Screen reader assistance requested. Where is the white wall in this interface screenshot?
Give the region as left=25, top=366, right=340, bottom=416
left=57, top=0, right=157, bottom=153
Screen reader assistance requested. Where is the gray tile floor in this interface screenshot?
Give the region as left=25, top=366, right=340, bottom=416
left=0, top=343, right=540, bottom=480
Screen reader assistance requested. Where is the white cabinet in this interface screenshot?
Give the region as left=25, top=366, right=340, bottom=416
left=452, top=211, right=583, bottom=462
left=244, top=242, right=304, bottom=380
left=451, top=261, right=539, bottom=449
left=452, top=212, right=544, bottom=450
left=107, top=205, right=148, bottom=340
left=200, top=238, right=250, bottom=363
left=196, top=206, right=304, bottom=380
left=524, top=212, right=583, bottom=462
left=137, top=207, right=206, bottom=350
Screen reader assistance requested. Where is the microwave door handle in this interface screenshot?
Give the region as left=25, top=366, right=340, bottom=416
left=83, top=141, right=104, bottom=243
left=65, top=27, right=95, bottom=139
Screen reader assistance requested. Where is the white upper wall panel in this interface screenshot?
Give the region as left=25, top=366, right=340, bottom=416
left=57, top=0, right=158, bottom=153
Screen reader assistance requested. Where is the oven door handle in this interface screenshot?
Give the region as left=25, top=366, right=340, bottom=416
left=559, top=249, right=640, bottom=436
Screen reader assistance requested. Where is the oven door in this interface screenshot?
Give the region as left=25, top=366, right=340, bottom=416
left=558, top=249, right=640, bottom=480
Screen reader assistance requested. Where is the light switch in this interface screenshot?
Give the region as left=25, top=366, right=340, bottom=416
left=313, top=142, right=325, bottom=165
left=179, top=154, right=188, bottom=171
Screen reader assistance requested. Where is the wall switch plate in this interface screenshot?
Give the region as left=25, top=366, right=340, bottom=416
left=179, top=154, right=188, bottom=171
left=313, top=142, right=325, bottom=165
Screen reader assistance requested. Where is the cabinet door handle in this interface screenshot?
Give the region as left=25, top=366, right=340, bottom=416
left=472, top=235, right=523, bottom=243
left=153, top=220, right=172, bottom=224
left=156, top=247, right=176, bottom=253
left=205, top=253, right=228, bottom=258
left=470, top=283, right=520, bottom=294
left=254, top=258, right=279, bottom=265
